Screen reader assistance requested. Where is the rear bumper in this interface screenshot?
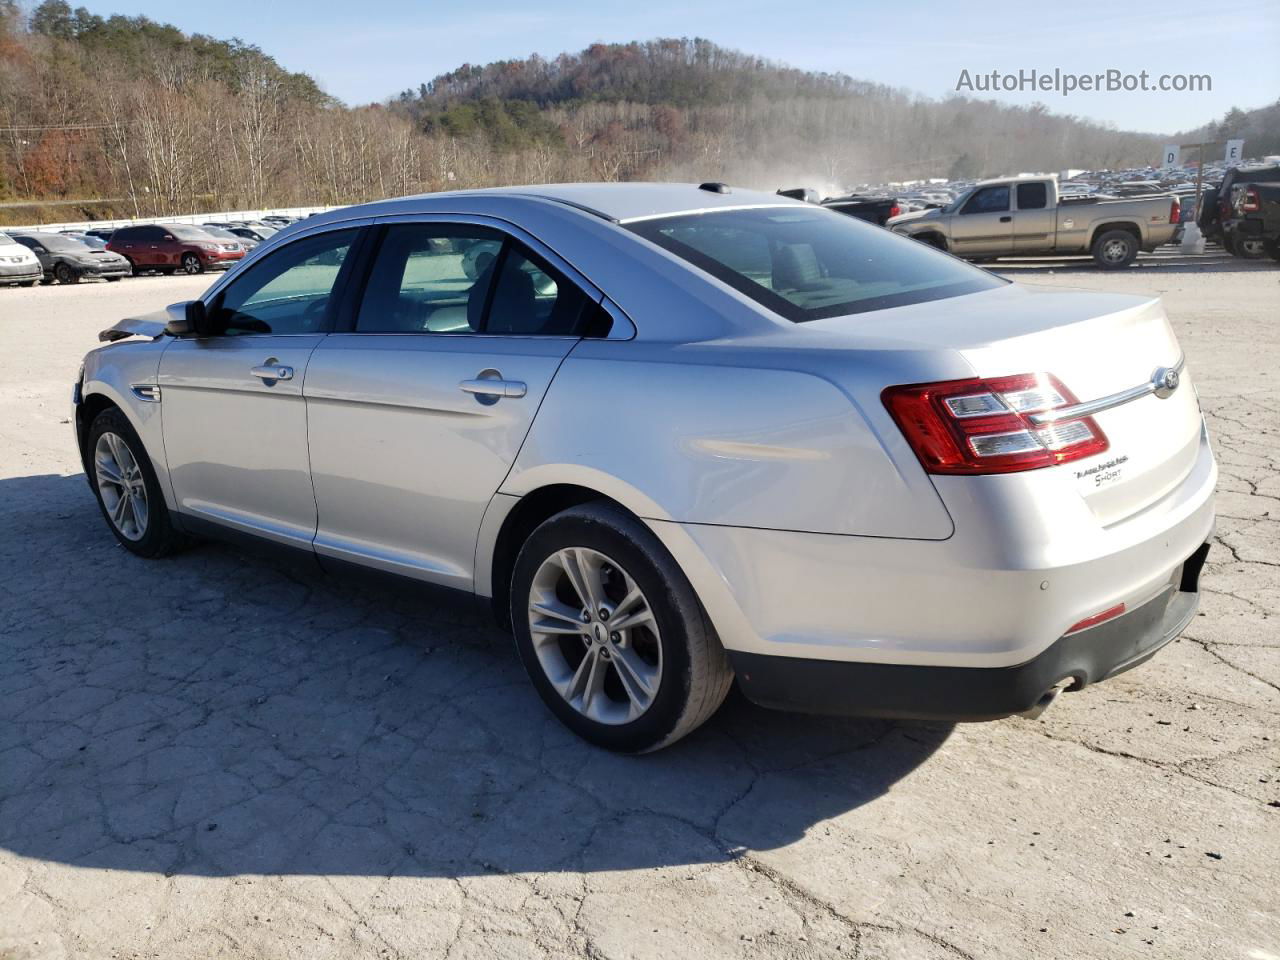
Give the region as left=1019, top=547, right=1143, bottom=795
left=730, top=541, right=1208, bottom=720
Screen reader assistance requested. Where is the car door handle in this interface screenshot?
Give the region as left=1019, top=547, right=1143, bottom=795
left=460, top=378, right=526, bottom=398
left=251, top=361, right=293, bottom=382
left=999, top=216, right=1012, bottom=223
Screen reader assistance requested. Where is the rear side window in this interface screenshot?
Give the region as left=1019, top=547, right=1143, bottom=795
left=357, top=222, right=596, bottom=336
left=627, top=207, right=1004, bottom=322
left=485, top=244, right=595, bottom=336
left=962, top=187, right=1010, bottom=214
left=1016, top=183, right=1048, bottom=210
left=357, top=222, right=504, bottom=333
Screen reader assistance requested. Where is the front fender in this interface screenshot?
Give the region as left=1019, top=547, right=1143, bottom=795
left=79, top=340, right=175, bottom=511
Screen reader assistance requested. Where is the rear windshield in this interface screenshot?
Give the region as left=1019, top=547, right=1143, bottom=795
left=627, top=207, right=1004, bottom=322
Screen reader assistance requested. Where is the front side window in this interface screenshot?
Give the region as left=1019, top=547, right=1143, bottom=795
left=962, top=187, right=1010, bottom=214
left=209, top=228, right=357, bottom=336
left=627, top=207, right=1004, bottom=322
left=357, top=222, right=596, bottom=336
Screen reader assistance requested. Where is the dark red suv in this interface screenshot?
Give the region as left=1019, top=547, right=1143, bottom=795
left=107, top=223, right=245, bottom=275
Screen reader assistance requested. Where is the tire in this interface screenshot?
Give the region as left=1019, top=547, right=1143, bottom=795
left=1091, top=229, right=1138, bottom=269
left=1267, top=237, right=1280, bottom=263
left=87, top=407, right=185, bottom=558
left=106, top=276, right=122, bottom=282
left=54, top=262, right=80, bottom=284
left=1237, top=237, right=1266, bottom=259
left=510, top=502, right=733, bottom=753
left=180, top=253, right=203, bottom=275
left=20, top=280, right=37, bottom=287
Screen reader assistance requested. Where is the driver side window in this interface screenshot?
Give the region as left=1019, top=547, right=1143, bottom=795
left=210, top=229, right=357, bottom=336
left=961, top=186, right=1010, bottom=215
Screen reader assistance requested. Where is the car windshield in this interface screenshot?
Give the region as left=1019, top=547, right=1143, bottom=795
left=166, top=224, right=214, bottom=240
left=203, top=227, right=238, bottom=240
left=627, top=206, right=1004, bottom=322
left=33, top=234, right=90, bottom=252
left=0, top=233, right=15, bottom=246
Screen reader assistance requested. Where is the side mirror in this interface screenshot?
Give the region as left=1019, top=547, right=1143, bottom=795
left=32, top=246, right=45, bottom=254
left=165, top=300, right=207, bottom=337
left=163, top=234, right=174, bottom=241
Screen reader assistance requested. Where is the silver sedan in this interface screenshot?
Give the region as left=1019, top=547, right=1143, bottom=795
left=75, top=183, right=1216, bottom=751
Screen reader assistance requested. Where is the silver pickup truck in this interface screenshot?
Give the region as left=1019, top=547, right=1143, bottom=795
left=887, top=177, right=1180, bottom=268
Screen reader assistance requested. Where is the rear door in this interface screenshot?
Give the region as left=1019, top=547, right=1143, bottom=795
left=304, top=216, right=604, bottom=589
left=951, top=185, right=1014, bottom=256
left=1012, top=181, right=1055, bottom=253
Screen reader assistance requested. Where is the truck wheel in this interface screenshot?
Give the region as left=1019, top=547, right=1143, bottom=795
left=1092, top=230, right=1138, bottom=269
left=1265, top=237, right=1280, bottom=263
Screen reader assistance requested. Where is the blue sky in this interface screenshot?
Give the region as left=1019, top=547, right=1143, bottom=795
left=68, top=0, right=1279, bottom=134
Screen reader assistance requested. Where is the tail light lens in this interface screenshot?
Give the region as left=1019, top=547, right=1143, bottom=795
left=1241, top=187, right=1260, bottom=213
left=889, top=203, right=901, bottom=218
left=882, top=374, right=1109, bottom=475
left=1169, top=197, right=1180, bottom=224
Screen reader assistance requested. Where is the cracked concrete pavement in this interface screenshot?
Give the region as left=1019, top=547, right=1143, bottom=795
left=1, top=254, right=1277, bottom=959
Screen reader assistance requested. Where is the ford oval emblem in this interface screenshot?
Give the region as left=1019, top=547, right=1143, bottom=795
left=1151, top=366, right=1180, bottom=399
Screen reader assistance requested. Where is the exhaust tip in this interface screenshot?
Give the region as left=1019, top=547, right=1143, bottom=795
left=1017, top=684, right=1064, bottom=720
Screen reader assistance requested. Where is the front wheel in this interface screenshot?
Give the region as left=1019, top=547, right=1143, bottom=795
left=511, top=502, right=733, bottom=752
left=1091, top=229, right=1138, bottom=268
left=181, top=253, right=203, bottom=275
left=87, top=408, right=185, bottom=558
left=54, top=262, right=80, bottom=284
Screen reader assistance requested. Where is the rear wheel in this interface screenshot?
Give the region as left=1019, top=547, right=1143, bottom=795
left=54, top=262, right=80, bottom=284
left=87, top=407, right=185, bottom=558
left=511, top=502, right=733, bottom=753
left=1237, top=236, right=1266, bottom=259
left=181, top=253, right=203, bottom=275
left=123, top=256, right=138, bottom=275
left=1267, top=237, right=1280, bottom=263
left=1091, top=229, right=1138, bottom=268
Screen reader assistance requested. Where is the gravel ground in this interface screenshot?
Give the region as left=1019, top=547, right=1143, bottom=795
left=1, top=253, right=1278, bottom=960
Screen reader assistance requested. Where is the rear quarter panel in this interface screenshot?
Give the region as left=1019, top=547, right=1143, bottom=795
left=503, top=338, right=957, bottom=540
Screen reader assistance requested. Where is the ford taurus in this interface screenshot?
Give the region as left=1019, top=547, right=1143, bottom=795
left=75, top=182, right=1216, bottom=752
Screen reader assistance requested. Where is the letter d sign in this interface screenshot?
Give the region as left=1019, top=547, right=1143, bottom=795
left=1161, top=145, right=1180, bottom=168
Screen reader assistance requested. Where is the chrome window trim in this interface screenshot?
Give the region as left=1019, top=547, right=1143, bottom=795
left=1028, top=355, right=1186, bottom=426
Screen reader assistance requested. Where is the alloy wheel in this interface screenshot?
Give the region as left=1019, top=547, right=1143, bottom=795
left=94, top=432, right=148, bottom=541
left=1102, top=238, right=1130, bottom=263
left=527, top=547, right=663, bottom=725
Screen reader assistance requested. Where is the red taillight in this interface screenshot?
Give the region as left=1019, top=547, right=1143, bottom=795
left=1066, top=603, right=1126, bottom=635
left=1169, top=197, right=1180, bottom=224
left=889, top=203, right=901, bottom=218
left=882, top=373, right=1109, bottom=475
left=1241, top=187, right=1260, bottom=213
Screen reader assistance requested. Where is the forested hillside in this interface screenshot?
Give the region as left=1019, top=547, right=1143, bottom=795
left=1178, top=99, right=1280, bottom=157
left=1, top=4, right=1259, bottom=225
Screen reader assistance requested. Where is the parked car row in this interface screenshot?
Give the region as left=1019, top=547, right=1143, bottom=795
left=1, top=215, right=307, bottom=286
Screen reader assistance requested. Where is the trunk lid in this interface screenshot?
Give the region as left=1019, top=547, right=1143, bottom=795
left=806, top=283, right=1204, bottom=526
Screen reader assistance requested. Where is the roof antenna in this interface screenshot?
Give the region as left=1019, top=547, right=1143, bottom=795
left=698, top=181, right=731, bottom=194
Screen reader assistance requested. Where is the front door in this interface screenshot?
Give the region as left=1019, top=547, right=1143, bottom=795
left=950, top=184, right=1014, bottom=256
left=304, top=219, right=600, bottom=589
left=158, top=226, right=361, bottom=547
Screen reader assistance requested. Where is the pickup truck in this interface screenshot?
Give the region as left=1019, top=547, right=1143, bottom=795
left=887, top=177, right=1180, bottom=268
left=821, top=195, right=903, bottom=226
left=1223, top=180, right=1280, bottom=261
left=1197, top=164, right=1280, bottom=255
